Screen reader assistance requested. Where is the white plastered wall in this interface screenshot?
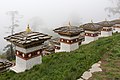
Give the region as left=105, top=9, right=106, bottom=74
left=11, top=55, right=42, bottom=73
left=59, top=35, right=79, bottom=52
left=113, top=24, right=120, bottom=33
left=60, top=42, right=78, bottom=52
left=114, top=28, right=120, bottom=33
left=101, top=27, right=112, bottom=37
left=55, top=49, right=60, bottom=52
left=84, top=30, right=99, bottom=44
left=84, top=36, right=98, bottom=43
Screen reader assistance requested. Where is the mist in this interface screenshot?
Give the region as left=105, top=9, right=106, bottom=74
left=0, top=0, right=118, bottom=52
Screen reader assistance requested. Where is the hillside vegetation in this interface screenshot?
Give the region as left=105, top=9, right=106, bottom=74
left=90, top=35, right=120, bottom=80
left=0, top=33, right=120, bottom=80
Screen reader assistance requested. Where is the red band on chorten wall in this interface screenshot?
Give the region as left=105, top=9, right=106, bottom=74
left=54, top=46, right=60, bottom=50
left=60, top=38, right=81, bottom=44
left=85, top=33, right=98, bottom=37
left=15, top=49, right=42, bottom=60
left=102, top=28, right=112, bottom=31
left=113, top=26, right=120, bottom=28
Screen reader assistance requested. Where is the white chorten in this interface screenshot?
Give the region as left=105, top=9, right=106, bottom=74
left=4, top=25, right=51, bottom=73
left=53, top=22, right=84, bottom=52
left=98, top=20, right=113, bottom=37
left=111, top=19, right=120, bottom=33
left=81, top=23, right=102, bottom=44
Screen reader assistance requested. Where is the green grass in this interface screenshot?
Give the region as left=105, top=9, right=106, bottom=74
left=89, top=34, right=120, bottom=80
left=0, top=33, right=120, bottom=80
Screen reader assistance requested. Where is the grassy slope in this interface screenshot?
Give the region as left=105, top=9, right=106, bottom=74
left=0, top=33, right=120, bottom=80
left=89, top=34, right=120, bottom=80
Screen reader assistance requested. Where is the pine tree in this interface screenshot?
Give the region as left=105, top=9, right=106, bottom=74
left=3, top=11, right=22, bottom=61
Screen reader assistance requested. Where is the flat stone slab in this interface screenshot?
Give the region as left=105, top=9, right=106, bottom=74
left=89, top=67, right=102, bottom=73
left=10, top=66, right=25, bottom=73
left=98, top=61, right=102, bottom=64
left=77, top=78, right=83, bottom=80
left=81, top=41, right=90, bottom=45
left=91, top=63, right=100, bottom=68
left=81, top=71, right=92, bottom=80
left=78, top=61, right=102, bottom=80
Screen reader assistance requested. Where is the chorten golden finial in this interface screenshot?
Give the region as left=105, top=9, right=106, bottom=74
left=26, top=24, right=31, bottom=33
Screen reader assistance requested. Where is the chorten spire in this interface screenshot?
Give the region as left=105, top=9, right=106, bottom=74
left=91, top=19, right=94, bottom=23
left=105, top=18, right=109, bottom=24
left=68, top=21, right=72, bottom=32
left=69, top=21, right=71, bottom=27
left=26, top=24, right=31, bottom=33
left=91, top=19, right=95, bottom=27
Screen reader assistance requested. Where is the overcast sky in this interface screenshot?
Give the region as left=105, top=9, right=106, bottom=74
left=0, top=0, right=118, bottom=51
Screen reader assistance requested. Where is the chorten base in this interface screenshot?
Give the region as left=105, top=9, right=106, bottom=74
left=81, top=41, right=90, bottom=44
left=10, top=66, right=25, bottom=73
left=10, top=55, right=42, bottom=73
left=101, top=31, right=112, bottom=37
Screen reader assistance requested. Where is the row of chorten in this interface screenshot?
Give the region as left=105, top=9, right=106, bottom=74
left=4, top=18, right=120, bottom=73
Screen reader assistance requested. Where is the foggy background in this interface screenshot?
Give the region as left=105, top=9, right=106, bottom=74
left=0, top=0, right=118, bottom=52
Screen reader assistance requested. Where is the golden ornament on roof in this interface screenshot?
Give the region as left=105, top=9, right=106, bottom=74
left=26, top=24, right=31, bottom=33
